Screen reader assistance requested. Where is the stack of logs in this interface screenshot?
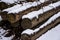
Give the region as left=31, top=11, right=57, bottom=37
left=21, top=17, right=60, bottom=40
left=0, top=0, right=59, bottom=24
left=21, top=6, right=60, bottom=29
left=20, top=0, right=60, bottom=40
left=0, top=0, right=60, bottom=40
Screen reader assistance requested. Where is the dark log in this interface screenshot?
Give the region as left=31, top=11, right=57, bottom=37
left=21, top=6, right=60, bottom=29
left=8, top=3, right=16, bottom=7
left=0, top=20, right=12, bottom=30
left=0, top=2, right=8, bottom=10
left=0, top=11, right=8, bottom=20
left=21, top=17, right=60, bottom=40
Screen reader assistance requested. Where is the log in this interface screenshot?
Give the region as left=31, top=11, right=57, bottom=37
left=0, top=2, right=8, bottom=10
left=21, top=17, right=60, bottom=40
left=21, top=6, right=60, bottom=29
left=0, top=11, right=8, bottom=20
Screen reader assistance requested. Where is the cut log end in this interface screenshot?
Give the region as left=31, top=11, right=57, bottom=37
left=21, top=18, right=32, bottom=29
left=21, top=34, right=31, bottom=40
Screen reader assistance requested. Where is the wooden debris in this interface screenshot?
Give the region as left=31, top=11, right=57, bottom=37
left=21, top=17, right=60, bottom=40
left=21, top=6, right=60, bottom=29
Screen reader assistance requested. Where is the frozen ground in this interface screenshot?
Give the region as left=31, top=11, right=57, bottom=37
left=37, top=24, right=60, bottom=40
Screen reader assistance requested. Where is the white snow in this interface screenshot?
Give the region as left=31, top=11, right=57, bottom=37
left=3, top=4, right=22, bottom=12
left=0, top=28, right=14, bottom=40
left=3, top=0, right=48, bottom=13
left=39, top=0, right=46, bottom=3
left=22, top=1, right=60, bottom=19
left=37, top=24, right=60, bottom=40
left=0, top=0, right=18, bottom=4
left=22, top=29, right=34, bottom=35
left=22, top=12, right=60, bottom=35
left=0, top=0, right=26, bottom=4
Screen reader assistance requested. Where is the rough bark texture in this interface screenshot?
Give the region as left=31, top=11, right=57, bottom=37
left=21, top=6, right=60, bottom=29
left=21, top=17, right=60, bottom=40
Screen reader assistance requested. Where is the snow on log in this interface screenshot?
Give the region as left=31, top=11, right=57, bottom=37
left=3, top=4, right=22, bottom=12
left=22, top=1, right=60, bottom=19
left=0, top=0, right=19, bottom=4
left=3, top=0, right=48, bottom=13
left=2, top=0, right=57, bottom=23
left=21, top=4, right=60, bottom=29
left=0, top=0, right=59, bottom=23
left=0, top=0, right=36, bottom=4
left=3, top=0, right=59, bottom=14
left=21, top=17, right=60, bottom=40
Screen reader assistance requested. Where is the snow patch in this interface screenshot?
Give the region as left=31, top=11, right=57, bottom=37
left=0, top=28, right=14, bottom=40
